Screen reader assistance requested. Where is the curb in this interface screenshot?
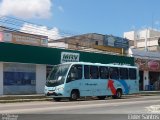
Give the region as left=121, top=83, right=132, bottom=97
left=0, top=95, right=53, bottom=103
left=0, top=92, right=159, bottom=103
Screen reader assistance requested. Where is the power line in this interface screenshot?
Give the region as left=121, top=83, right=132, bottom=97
left=0, top=16, right=81, bottom=37
left=0, top=16, right=129, bottom=51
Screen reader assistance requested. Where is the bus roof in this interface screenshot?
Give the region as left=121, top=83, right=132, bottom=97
left=61, top=62, right=137, bottom=69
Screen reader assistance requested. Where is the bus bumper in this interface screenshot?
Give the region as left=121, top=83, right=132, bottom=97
left=45, top=91, right=63, bottom=97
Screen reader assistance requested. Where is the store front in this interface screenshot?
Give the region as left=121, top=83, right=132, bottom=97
left=149, top=72, right=160, bottom=90
left=0, top=42, right=134, bottom=95
left=139, top=71, right=144, bottom=91
left=135, top=58, right=160, bottom=91
left=0, top=62, right=46, bottom=95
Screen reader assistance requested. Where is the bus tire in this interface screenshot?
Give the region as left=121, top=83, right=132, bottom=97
left=116, top=89, right=122, bottom=99
left=97, top=96, right=106, bottom=100
left=112, top=89, right=122, bottom=99
left=70, top=90, right=79, bottom=101
left=53, top=98, right=61, bottom=102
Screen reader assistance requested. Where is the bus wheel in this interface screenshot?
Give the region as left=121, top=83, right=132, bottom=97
left=116, top=89, right=122, bottom=99
left=97, top=96, right=106, bottom=100
left=70, top=90, right=79, bottom=101
left=53, top=98, right=61, bottom=102
left=112, top=89, right=122, bottom=99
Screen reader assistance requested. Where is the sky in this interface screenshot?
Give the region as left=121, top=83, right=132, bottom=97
left=0, top=0, right=160, bottom=39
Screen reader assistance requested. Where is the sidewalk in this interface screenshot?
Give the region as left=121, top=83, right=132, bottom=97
left=138, top=90, right=160, bottom=95
left=0, top=91, right=159, bottom=103
left=0, top=94, right=52, bottom=103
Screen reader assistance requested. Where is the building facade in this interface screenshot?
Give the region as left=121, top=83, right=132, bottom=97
left=0, top=42, right=134, bottom=95
left=48, top=33, right=130, bottom=55
left=124, top=29, right=160, bottom=51
left=0, top=26, right=48, bottom=47
left=125, top=29, right=160, bottom=91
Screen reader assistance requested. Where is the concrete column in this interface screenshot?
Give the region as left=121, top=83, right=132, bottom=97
left=143, top=70, right=149, bottom=90
left=36, top=64, right=46, bottom=94
left=0, top=62, right=3, bottom=95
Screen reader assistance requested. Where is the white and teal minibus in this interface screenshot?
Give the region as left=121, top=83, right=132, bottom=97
left=44, top=62, right=139, bottom=101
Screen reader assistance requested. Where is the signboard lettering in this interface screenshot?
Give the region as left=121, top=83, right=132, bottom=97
left=61, top=52, right=80, bottom=63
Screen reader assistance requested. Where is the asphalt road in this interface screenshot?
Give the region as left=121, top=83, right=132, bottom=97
left=0, top=95, right=160, bottom=120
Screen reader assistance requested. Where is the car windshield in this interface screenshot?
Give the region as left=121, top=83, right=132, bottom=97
left=46, top=64, right=71, bottom=87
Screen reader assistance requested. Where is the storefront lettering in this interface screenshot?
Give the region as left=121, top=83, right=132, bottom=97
left=148, top=61, right=159, bottom=70
left=61, top=52, right=80, bottom=63
left=135, top=58, right=160, bottom=72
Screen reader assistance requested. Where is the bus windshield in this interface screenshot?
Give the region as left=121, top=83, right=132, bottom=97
left=46, top=64, right=71, bottom=87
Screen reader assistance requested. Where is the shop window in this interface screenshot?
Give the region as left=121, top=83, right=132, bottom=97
left=3, top=63, right=36, bottom=86
left=95, top=41, right=98, bottom=45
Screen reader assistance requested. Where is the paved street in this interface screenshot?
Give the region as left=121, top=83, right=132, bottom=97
left=0, top=95, right=160, bottom=114
left=1, top=95, right=160, bottom=120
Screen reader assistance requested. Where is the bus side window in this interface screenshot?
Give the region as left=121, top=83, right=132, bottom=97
left=90, top=66, right=99, bottom=79
left=67, top=65, right=82, bottom=82
left=100, top=66, right=109, bottom=79
left=109, top=67, right=119, bottom=79
left=129, top=68, right=136, bottom=80
left=84, top=65, right=90, bottom=79
left=119, top=68, right=128, bottom=79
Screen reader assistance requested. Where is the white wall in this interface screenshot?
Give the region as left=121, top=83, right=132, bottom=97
left=143, top=71, right=149, bottom=90
left=0, top=63, right=3, bottom=95
left=124, top=29, right=160, bottom=50
left=123, top=31, right=136, bottom=40
left=36, top=64, right=46, bottom=94
left=138, top=29, right=149, bottom=39
left=48, top=42, right=68, bottom=48
left=136, top=38, right=159, bottom=48
left=149, top=29, right=160, bottom=38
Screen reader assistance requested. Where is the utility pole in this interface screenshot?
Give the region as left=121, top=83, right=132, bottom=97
left=145, top=28, right=148, bottom=51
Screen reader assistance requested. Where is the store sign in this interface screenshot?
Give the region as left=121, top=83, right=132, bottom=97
left=104, top=35, right=129, bottom=49
left=12, top=32, right=42, bottom=46
left=61, top=52, right=80, bottom=63
left=112, top=63, right=131, bottom=66
left=0, top=30, right=48, bottom=46
left=135, top=58, right=160, bottom=72
left=148, top=61, right=159, bottom=70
